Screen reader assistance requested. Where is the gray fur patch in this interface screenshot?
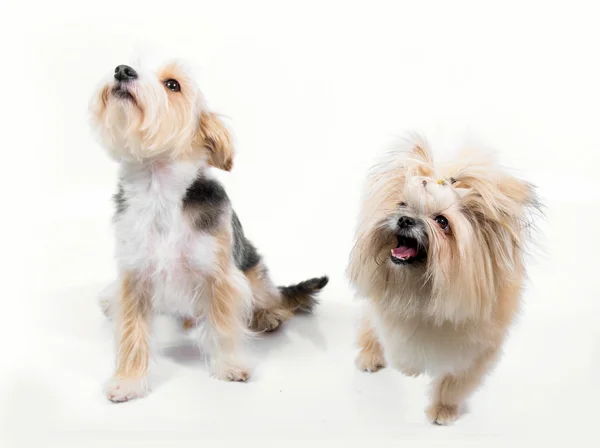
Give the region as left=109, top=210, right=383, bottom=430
left=113, top=183, right=127, bottom=217
left=183, top=176, right=230, bottom=232
left=182, top=175, right=261, bottom=271
left=232, top=211, right=260, bottom=272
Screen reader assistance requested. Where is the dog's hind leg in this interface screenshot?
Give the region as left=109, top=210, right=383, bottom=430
left=245, top=262, right=291, bottom=333
left=245, top=261, right=327, bottom=333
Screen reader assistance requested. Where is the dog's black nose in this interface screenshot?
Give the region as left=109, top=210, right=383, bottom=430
left=114, top=65, right=138, bottom=81
left=398, top=216, right=415, bottom=228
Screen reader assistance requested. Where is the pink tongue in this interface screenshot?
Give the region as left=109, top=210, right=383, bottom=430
left=392, top=246, right=417, bottom=259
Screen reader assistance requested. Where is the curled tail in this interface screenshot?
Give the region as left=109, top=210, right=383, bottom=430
left=250, top=276, right=328, bottom=333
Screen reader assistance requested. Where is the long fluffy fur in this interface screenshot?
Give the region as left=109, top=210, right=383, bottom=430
left=349, top=135, right=541, bottom=424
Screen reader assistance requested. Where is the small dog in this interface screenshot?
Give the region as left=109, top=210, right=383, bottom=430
left=90, top=59, right=328, bottom=402
left=348, top=136, right=540, bottom=424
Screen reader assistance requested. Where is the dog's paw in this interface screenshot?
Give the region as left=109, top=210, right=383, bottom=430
left=250, top=308, right=292, bottom=333
left=105, top=377, right=149, bottom=403
left=355, top=349, right=386, bottom=373
left=212, top=363, right=251, bottom=382
left=399, top=366, right=422, bottom=377
left=426, top=403, right=459, bottom=425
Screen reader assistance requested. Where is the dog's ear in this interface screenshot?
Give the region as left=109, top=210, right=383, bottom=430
left=496, top=175, right=536, bottom=207
left=196, top=112, right=234, bottom=171
left=455, top=167, right=538, bottom=224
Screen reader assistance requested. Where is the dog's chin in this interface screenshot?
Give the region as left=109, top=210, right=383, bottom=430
left=111, top=84, right=136, bottom=102
left=390, top=235, right=427, bottom=266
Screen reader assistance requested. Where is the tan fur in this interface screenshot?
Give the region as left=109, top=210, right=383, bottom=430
left=207, top=276, right=243, bottom=346
left=181, top=316, right=197, bottom=331
left=355, top=316, right=386, bottom=372
left=250, top=307, right=292, bottom=333
left=195, top=112, right=234, bottom=171
left=244, top=262, right=290, bottom=332
left=90, top=59, right=232, bottom=167
left=100, top=85, right=109, bottom=109
left=349, top=135, right=540, bottom=424
left=244, top=263, right=278, bottom=309
left=245, top=262, right=327, bottom=332
left=206, top=276, right=249, bottom=382
left=113, top=273, right=151, bottom=379
left=105, top=273, right=152, bottom=402
left=426, top=349, right=499, bottom=425
left=202, top=226, right=251, bottom=382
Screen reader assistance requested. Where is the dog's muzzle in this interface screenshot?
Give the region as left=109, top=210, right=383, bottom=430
left=390, top=216, right=428, bottom=265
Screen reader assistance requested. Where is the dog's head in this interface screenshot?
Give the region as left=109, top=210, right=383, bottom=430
left=89, top=59, right=233, bottom=169
left=348, top=135, right=540, bottom=323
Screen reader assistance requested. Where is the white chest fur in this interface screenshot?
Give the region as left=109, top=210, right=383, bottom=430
left=114, top=160, right=218, bottom=315
left=373, top=309, right=488, bottom=376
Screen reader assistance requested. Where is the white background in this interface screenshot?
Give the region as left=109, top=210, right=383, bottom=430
left=1, top=0, right=599, bottom=446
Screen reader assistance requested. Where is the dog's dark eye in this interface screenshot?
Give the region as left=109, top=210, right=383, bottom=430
left=434, top=215, right=449, bottom=230
left=399, top=202, right=407, bottom=207
left=164, top=79, right=181, bottom=92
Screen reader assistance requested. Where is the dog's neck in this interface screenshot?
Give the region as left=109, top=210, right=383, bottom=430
left=118, top=157, right=209, bottom=200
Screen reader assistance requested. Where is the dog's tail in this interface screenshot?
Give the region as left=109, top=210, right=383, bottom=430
left=250, top=276, right=328, bottom=333
left=279, top=276, right=329, bottom=313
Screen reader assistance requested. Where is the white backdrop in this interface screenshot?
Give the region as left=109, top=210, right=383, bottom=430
left=1, top=1, right=599, bottom=447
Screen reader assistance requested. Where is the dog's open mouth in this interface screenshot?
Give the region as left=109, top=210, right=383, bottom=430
left=391, top=236, right=425, bottom=264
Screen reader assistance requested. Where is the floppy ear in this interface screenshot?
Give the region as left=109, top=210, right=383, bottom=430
left=196, top=112, right=234, bottom=171
left=454, top=166, right=538, bottom=225
left=496, top=175, right=535, bottom=207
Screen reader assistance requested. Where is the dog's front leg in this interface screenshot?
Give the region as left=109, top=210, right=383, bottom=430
left=426, top=350, right=499, bottom=425
left=204, top=272, right=251, bottom=382
left=355, top=314, right=387, bottom=372
left=105, top=272, right=152, bottom=402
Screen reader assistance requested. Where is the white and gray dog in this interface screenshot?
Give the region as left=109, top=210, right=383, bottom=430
left=90, top=58, right=328, bottom=402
